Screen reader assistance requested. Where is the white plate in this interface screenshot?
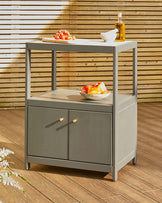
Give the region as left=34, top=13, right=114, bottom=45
left=80, top=91, right=111, bottom=100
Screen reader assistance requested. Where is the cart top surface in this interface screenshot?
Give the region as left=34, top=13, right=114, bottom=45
left=26, top=39, right=137, bottom=53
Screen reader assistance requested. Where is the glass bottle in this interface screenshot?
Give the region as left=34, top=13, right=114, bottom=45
left=115, top=12, right=125, bottom=41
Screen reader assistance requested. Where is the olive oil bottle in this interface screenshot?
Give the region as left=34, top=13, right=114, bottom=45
left=115, top=12, right=125, bottom=41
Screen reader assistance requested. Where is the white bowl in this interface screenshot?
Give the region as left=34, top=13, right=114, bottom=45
left=101, top=29, right=118, bottom=42
left=80, top=91, right=111, bottom=100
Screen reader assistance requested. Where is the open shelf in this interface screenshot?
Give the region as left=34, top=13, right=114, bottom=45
left=28, top=89, right=136, bottom=113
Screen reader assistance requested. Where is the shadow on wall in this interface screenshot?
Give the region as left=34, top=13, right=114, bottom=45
left=1, top=0, right=161, bottom=107
left=0, top=0, right=117, bottom=108
left=0, top=1, right=73, bottom=107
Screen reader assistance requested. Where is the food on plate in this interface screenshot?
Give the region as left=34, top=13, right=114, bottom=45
left=81, top=82, right=110, bottom=94
left=53, top=30, right=76, bottom=40
left=81, top=85, right=93, bottom=94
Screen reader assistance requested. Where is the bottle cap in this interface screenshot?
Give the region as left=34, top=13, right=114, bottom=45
left=118, top=12, right=122, bottom=18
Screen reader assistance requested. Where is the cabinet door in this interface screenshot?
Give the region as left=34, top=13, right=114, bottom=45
left=69, top=110, right=112, bottom=164
left=28, top=106, right=68, bottom=159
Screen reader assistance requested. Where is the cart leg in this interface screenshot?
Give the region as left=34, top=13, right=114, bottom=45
left=25, top=161, right=30, bottom=170
left=112, top=169, right=118, bottom=181
left=133, top=152, right=137, bottom=165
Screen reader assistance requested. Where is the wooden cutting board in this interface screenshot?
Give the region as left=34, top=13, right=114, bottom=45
left=42, top=37, right=72, bottom=43
left=41, top=38, right=105, bottom=45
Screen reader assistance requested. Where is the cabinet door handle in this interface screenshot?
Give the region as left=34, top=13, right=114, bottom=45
left=72, top=119, right=78, bottom=123
left=59, top=117, right=64, bottom=122
left=45, top=117, right=64, bottom=128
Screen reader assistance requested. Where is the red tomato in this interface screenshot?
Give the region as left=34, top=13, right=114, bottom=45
left=54, top=30, right=75, bottom=41
left=59, top=33, right=63, bottom=38
left=81, top=85, right=92, bottom=93
left=63, top=30, right=70, bottom=35
left=65, top=36, right=72, bottom=40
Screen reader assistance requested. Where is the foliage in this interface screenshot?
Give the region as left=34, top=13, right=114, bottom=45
left=0, top=147, right=27, bottom=194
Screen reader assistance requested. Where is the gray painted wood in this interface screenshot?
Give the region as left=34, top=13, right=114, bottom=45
left=28, top=106, right=68, bottom=159
left=25, top=47, right=31, bottom=99
left=27, top=89, right=136, bottom=113
left=112, top=47, right=118, bottom=180
left=28, top=155, right=113, bottom=173
left=26, top=40, right=136, bottom=54
left=133, top=151, right=137, bottom=165
left=116, top=150, right=136, bottom=172
left=52, top=50, right=56, bottom=90
left=25, top=40, right=137, bottom=181
left=133, top=47, right=137, bottom=96
left=113, top=169, right=118, bottom=182
left=69, top=110, right=112, bottom=164
left=116, top=103, right=137, bottom=169
left=25, top=46, right=31, bottom=169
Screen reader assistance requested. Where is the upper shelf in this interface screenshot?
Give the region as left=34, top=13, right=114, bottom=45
left=26, top=40, right=137, bottom=53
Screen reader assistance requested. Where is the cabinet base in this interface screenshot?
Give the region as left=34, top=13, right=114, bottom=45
left=25, top=155, right=137, bottom=181
left=27, top=155, right=113, bottom=173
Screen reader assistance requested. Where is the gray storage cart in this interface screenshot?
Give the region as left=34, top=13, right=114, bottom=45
left=25, top=40, right=137, bottom=181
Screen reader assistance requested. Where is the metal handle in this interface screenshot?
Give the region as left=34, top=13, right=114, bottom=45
left=59, top=117, right=64, bottom=122
left=72, top=119, right=78, bottom=123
